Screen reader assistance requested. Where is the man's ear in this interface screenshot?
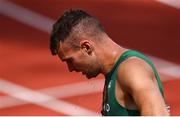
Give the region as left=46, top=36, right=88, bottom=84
left=80, top=40, right=93, bottom=55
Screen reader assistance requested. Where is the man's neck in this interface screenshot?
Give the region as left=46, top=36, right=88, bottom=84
left=100, top=40, right=127, bottom=75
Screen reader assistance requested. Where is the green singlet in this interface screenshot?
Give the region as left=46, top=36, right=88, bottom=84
left=101, top=50, right=164, bottom=116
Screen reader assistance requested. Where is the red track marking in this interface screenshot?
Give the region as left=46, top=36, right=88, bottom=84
left=160, top=74, right=180, bottom=115
left=163, top=79, right=180, bottom=115
left=0, top=93, right=7, bottom=96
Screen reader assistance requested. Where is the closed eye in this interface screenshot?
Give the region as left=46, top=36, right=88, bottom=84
left=62, top=58, right=73, bottom=63
left=67, top=58, right=73, bottom=63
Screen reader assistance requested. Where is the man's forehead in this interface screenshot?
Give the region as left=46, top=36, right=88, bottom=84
left=58, top=42, right=70, bottom=60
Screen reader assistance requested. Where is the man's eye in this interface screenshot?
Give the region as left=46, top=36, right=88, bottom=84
left=67, top=58, right=73, bottom=63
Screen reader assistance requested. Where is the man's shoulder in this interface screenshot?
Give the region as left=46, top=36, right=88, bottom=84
left=116, top=56, right=154, bottom=88
left=119, top=56, right=153, bottom=74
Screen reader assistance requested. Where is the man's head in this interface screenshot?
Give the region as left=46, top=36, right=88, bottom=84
left=50, top=9, right=107, bottom=78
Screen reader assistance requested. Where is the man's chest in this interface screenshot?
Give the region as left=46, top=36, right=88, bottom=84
left=102, top=79, right=137, bottom=113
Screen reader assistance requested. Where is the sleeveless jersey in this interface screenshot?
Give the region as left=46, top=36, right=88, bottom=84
left=101, top=50, right=164, bottom=116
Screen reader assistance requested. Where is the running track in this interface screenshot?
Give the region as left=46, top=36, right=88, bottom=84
left=0, top=0, right=180, bottom=115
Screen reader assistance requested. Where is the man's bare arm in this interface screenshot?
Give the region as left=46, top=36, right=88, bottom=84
left=117, top=57, right=169, bottom=115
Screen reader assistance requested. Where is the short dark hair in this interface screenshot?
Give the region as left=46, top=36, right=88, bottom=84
left=50, top=9, right=105, bottom=55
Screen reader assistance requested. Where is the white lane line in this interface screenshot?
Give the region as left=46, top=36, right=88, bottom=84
left=0, top=68, right=178, bottom=110
left=0, top=79, right=104, bottom=109
left=0, top=79, right=100, bottom=115
left=156, top=0, right=180, bottom=9
left=0, top=0, right=54, bottom=33
left=0, top=96, right=26, bottom=109
left=0, top=0, right=179, bottom=79
left=39, top=79, right=103, bottom=98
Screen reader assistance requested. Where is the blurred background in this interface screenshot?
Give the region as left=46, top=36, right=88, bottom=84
left=0, top=0, right=180, bottom=115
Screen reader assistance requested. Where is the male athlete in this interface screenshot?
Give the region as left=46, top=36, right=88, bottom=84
left=50, top=9, right=169, bottom=116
